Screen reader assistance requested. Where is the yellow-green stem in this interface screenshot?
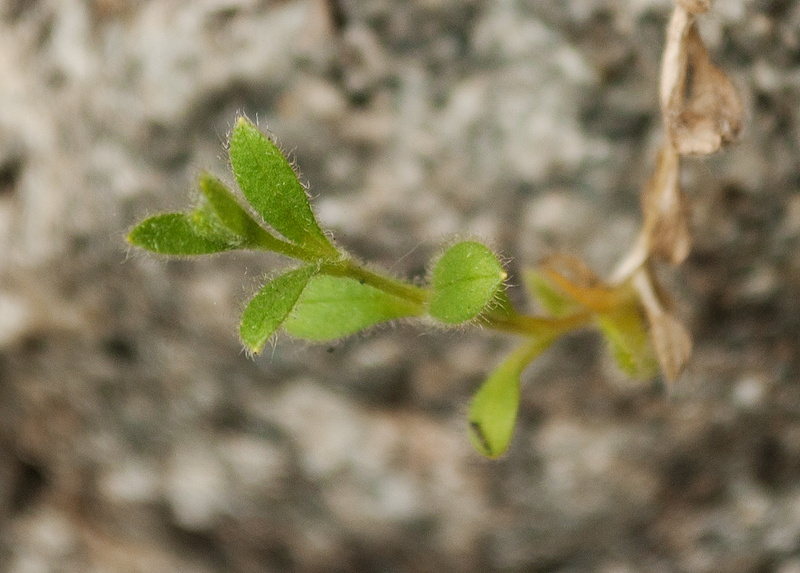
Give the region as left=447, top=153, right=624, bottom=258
left=483, top=308, right=593, bottom=338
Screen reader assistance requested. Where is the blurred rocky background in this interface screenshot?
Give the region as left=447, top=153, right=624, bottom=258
left=0, top=0, right=798, bottom=571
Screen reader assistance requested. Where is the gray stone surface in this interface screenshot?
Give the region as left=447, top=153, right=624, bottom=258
left=0, top=0, right=798, bottom=571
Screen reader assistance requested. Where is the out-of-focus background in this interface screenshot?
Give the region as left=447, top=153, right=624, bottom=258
left=0, top=0, right=798, bottom=571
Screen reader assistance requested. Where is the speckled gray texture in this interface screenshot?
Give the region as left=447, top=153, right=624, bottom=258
left=0, top=0, right=798, bottom=571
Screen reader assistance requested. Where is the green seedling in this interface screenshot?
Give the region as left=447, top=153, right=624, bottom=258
left=129, top=117, right=664, bottom=458
left=128, top=2, right=742, bottom=459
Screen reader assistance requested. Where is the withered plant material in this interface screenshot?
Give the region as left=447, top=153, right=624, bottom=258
left=641, top=145, right=692, bottom=265
left=632, top=268, right=692, bottom=383
left=661, top=9, right=744, bottom=155
left=660, top=6, right=692, bottom=120
left=676, top=0, right=712, bottom=14
left=604, top=0, right=743, bottom=383
left=673, top=25, right=744, bottom=154
left=540, top=254, right=624, bottom=312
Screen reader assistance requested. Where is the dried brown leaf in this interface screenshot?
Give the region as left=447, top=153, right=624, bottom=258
left=642, top=145, right=692, bottom=265
left=676, top=0, right=712, bottom=14
left=649, top=312, right=693, bottom=383
left=668, top=24, right=744, bottom=155
left=631, top=267, right=692, bottom=383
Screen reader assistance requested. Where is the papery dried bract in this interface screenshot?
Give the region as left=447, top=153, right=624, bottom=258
left=648, top=312, right=693, bottom=383
left=676, top=0, right=712, bottom=14
left=631, top=268, right=692, bottom=383
left=642, top=145, right=692, bottom=265
left=667, top=24, right=744, bottom=155
left=660, top=7, right=691, bottom=117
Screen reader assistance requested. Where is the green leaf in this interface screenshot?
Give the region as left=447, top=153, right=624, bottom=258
left=240, top=265, right=317, bottom=353
left=469, top=336, right=556, bottom=458
left=127, top=212, right=238, bottom=255
left=282, top=275, right=423, bottom=341
left=596, top=303, right=659, bottom=380
left=199, top=172, right=274, bottom=248
left=522, top=269, right=583, bottom=317
left=429, top=241, right=506, bottom=324
left=229, top=117, right=335, bottom=255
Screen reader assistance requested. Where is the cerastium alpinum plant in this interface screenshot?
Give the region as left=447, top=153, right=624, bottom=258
left=128, top=0, right=743, bottom=458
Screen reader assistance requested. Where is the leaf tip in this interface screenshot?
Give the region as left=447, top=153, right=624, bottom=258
left=241, top=335, right=267, bottom=356
left=469, top=418, right=516, bottom=459
left=234, top=115, right=251, bottom=130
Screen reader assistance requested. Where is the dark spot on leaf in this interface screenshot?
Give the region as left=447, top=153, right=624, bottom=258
left=470, top=420, right=490, bottom=455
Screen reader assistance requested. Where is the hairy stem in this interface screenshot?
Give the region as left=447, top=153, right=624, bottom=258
left=322, top=257, right=592, bottom=339
left=320, top=259, right=431, bottom=306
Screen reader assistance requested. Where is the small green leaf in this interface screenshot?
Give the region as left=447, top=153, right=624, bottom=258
left=282, top=275, right=423, bottom=341
left=596, top=303, right=659, bottom=380
left=240, top=265, right=317, bottom=353
left=199, top=172, right=275, bottom=248
left=469, top=336, right=555, bottom=458
left=127, top=212, right=238, bottom=255
left=522, top=269, right=583, bottom=317
left=429, top=241, right=506, bottom=324
left=229, top=117, right=334, bottom=255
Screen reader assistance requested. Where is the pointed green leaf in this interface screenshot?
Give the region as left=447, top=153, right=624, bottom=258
left=229, top=117, right=334, bottom=254
left=522, top=269, right=583, bottom=317
left=282, top=275, right=423, bottom=341
left=240, top=265, right=317, bottom=353
left=596, top=303, right=659, bottom=380
left=429, top=241, right=506, bottom=324
left=199, top=172, right=275, bottom=248
left=127, top=212, right=238, bottom=255
left=469, top=336, right=556, bottom=458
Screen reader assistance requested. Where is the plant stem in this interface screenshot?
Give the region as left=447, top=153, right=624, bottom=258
left=320, top=259, right=431, bottom=306
left=322, top=257, right=591, bottom=340
left=483, top=308, right=592, bottom=338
